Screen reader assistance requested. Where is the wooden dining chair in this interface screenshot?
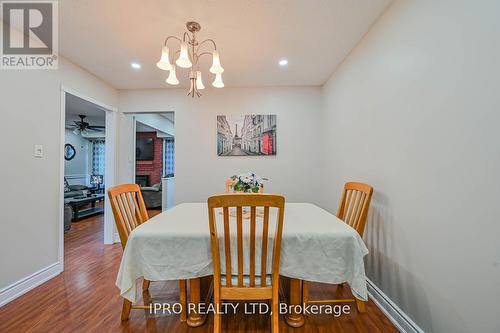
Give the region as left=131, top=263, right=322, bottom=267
left=336, top=182, right=374, bottom=237
left=208, top=194, right=285, bottom=333
left=301, top=182, right=373, bottom=313
left=108, top=184, right=187, bottom=321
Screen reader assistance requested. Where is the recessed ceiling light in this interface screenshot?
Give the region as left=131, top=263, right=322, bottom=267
left=131, top=62, right=141, bottom=69
left=279, top=59, right=288, bottom=66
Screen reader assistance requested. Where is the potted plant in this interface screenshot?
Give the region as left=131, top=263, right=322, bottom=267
left=229, top=172, right=267, bottom=193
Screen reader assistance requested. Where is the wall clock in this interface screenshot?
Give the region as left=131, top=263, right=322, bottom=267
left=64, top=144, right=76, bottom=161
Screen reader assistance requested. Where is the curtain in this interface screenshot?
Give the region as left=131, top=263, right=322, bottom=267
left=90, top=139, right=105, bottom=176
left=163, top=137, right=175, bottom=177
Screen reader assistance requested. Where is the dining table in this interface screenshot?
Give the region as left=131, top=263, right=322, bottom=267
left=116, top=202, right=369, bottom=327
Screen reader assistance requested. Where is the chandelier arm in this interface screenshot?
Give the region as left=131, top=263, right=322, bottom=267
left=193, top=52, right=212, bottom=65
left=196, top=39, right=217, bottom=54
left=163, top=35, right=182, bottom=46
left=183, top=31, right=191, bottom=43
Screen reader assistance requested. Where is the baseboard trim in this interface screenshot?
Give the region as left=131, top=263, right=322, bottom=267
left=367, top=278, right=424, bottom=333
left=0, top=262, right=62, bottom=307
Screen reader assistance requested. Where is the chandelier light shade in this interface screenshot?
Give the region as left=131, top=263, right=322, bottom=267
left=212, top=72, right=224, bottom=88
left=156, top=46, right=172, bottom=71
left=176, top=42, right=192, bottom=68
left=157, top=21, right=224, bottom=97
left=210, top=51, right=224, bottom=74
left=166, top=66, right=179, bottom=85
left=196, top=71, right=205, bottom=90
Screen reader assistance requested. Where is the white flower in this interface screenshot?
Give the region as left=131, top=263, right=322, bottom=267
left=233, top=172, right=266, bottom=188
left=240, top=175, right=252, bottom=184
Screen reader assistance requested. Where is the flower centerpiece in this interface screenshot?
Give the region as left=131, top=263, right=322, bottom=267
left=230, top=172, right=267, bottom=193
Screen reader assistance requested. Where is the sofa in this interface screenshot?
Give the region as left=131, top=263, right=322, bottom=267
left=64, top=184, right=89, bottom=198
left=64, top=177, right=88, bottom=198
left=141, top=183, right=162, bottom=209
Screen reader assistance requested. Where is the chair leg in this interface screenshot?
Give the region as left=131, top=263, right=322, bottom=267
left=179, top=280, right=187, bottom=322
left=356, top=299, right=366, bottom=313
left=214, top=291, right=222, bottom=333
left=143, top=279, right=150, bottom=291
left=213, top=312, right=221, bottom=333
left=121, top=299, right=132, bottom=321
left=271, top=296, right=279, bottom=333
left=302, top=280, right=308, bottom=304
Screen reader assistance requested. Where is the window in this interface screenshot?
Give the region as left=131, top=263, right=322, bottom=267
left=90, top=139, right=105, bottom=176
left=163, top=137, right=175, bottom=177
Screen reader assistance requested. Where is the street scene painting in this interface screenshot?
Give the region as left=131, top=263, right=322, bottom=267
left=217, top=115, right=277, bottom=156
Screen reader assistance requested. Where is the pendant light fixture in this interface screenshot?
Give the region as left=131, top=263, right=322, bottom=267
left=156, top=21, right=224, bottom=98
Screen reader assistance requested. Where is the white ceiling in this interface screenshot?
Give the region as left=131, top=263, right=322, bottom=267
left=136, top=122, right=160, bottom=133
left=59, top=0, right=391, bottom=89
left=159, top=113, right=175, bottom=123
left=136, top=112, right=174, bottom=133
left=65, top=93, right=106, bottom=127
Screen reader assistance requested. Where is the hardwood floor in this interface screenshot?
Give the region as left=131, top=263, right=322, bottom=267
left=0, top=212, right=397, bottom=333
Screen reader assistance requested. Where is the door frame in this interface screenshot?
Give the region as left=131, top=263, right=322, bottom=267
left=59, top=86, right=118, bottom=269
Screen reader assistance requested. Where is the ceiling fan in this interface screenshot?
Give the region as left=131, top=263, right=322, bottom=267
left=67, top=115, right=105, bottom=135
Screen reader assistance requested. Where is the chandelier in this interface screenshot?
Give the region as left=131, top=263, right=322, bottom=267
left=156, top=21, right=224, bottom=98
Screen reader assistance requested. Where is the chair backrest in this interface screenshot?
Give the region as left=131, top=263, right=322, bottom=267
left=337, top=182, right=373, bottom=236
left=207, top=194, right=285, bottom=291
left=108, top=184, right=149, bottom=249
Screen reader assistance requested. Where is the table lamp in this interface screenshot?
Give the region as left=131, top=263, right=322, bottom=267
left=90, top=174, right=104, bottom=191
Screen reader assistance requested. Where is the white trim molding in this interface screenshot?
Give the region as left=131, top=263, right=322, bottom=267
left=367, top=278, right=424, bottom=333
left=114, top=231, right=120, bottom=244
left=0, top=262, right=62, bottom=307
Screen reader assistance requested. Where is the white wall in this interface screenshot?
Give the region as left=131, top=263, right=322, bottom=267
left=64, top=129, right=90, bottom=176
left=320, top=1, right=500, bottom=332
left=118, top=87, right=323, bottom=204
left=0, top=58, right=118, bottom=291
left=135, top=113, right=174, bottom=136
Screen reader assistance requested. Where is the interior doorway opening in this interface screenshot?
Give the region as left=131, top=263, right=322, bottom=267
left=63, top=93, right=106, bottom=232
left=132, top=112, right=175, bottom=211
left=59, top=88, right=117, bottom=271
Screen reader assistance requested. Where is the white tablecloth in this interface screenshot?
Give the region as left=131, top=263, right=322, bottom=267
left=116, top=203, right=369, bottom=302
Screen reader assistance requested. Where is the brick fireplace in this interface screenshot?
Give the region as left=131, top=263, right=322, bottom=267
left=136, top=132, right=163, bottom=186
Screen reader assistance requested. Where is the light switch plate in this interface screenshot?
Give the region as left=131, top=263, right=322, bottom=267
left=34, top=144, right=43, bottom=158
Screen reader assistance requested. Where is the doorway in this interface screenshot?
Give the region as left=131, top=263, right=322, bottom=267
left=64, top=94, right=106, bottom=225
left=131, top=112, right=175, bottom=211
left=59, top=88, right=117, bottom=270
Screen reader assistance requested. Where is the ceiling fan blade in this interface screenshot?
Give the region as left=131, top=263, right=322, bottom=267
left=88, top=125, right=105, bottom=129
left=87, top=127, right=104, bottom=132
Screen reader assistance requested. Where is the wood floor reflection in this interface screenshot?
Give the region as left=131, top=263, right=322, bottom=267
left=0, top=210, right=397, bottom=332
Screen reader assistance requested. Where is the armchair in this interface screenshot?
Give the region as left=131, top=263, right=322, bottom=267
left=140, top=183, right=162, bottom=209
